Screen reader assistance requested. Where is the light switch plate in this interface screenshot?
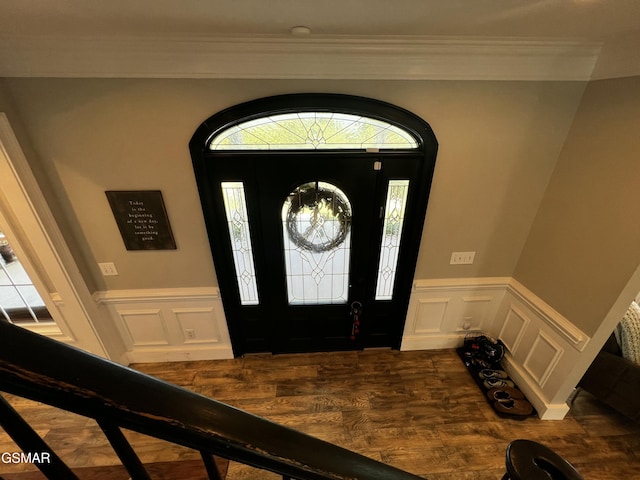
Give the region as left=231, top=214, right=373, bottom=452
left=450, top=252, right=475, bottom=265
left=98, top=262, right=119, bottom=276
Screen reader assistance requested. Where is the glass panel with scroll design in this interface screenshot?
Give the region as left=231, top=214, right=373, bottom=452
left=282, top=182, right=352, bottom=305
left=375, top=180, right=410, bottom=300
left=209, top=112, right=418, bottom=150
left=220, top=182, right=259, bottom=305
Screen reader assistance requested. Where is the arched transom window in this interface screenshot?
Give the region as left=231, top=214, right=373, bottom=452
left=209, top=112, right=419, bottom=151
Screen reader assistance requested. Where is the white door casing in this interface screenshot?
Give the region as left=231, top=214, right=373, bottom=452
left=0, top=112, right=110, bottom=357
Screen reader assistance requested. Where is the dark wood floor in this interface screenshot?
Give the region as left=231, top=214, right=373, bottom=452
left=1, top=348, right=639, bottom=479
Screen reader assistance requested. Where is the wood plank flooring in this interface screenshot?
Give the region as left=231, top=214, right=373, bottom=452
left=1, top=348, right=639, bottom=479
left=0, top=459, right=228, bottom=480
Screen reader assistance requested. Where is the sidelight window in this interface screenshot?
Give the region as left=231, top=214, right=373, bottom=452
left=221, top=182, right=260, bottom=305
left=375, top=180, right=410, bottom=300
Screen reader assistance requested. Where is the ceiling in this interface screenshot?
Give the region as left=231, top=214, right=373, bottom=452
left=1, top=0, right=639, bottom=80
left=2, top=0, right=639, bottom=38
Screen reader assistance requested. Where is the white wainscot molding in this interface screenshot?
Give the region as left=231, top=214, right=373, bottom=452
left=402, top=277, right=592, bottom=420
left=94, top=287, right=233, bottom=364
left=494, top=279, right=590, bottom=420
left=401, top=278, right=509, bottom=351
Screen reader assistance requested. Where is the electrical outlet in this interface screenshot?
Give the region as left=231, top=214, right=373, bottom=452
left=462, top=317, right=473, bottom=330
left=450, top=251, right=475, bottom=265
left=98, top=262, right=119, bottom=276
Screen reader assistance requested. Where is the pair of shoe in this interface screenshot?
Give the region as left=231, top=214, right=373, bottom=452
left=480, top=370, right=515, bottom=389
left=463, top=335, right=505, bottom=363
left=483, top=377, right=514, bottom=389
left=487, top=387, right=533, bottom=416
left=479, top=368, right=508, bottom=379
left=466, top=357, right=494, bottom=369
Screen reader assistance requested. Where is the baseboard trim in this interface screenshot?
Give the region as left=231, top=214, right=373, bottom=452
left=502, top=353, right=570, bottom=420
left=401, top=334, right=464, bottom=351
left=123, top=344, right=234, bottom=364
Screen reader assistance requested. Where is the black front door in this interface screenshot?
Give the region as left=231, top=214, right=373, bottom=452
left=198, top=152, right=426, bottom=355
left=190, top=94, right=438, bottom=356
left=256, top=155, right=378, bottom=353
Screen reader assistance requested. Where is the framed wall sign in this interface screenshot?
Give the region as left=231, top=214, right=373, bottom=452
left=106, top=190, right=177, bottom=250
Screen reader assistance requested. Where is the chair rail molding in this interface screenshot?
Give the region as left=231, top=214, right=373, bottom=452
left=94, top=287, right=233, bottom=363
left=505, top=279, right=588, bottom=351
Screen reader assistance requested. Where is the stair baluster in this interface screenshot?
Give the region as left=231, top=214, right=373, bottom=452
left=98, top=420, right=152, bottom=480
left=200, top=451, right=224, bottom=480
left=0, top=394, right=79, bottom=480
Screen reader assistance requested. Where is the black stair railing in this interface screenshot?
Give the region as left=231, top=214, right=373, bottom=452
left=0, top=321, right=426, bottom=480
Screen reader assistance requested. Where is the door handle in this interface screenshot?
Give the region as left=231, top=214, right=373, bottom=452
left=350, top=301, right=362, bottom=341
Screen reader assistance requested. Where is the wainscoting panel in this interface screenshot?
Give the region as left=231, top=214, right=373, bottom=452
left=495, top=279, right=590, bottom=419
left=174, top=307, right=221, bottom=344
left=498, top=305, right=529, bottom=353
left=523, top=331, right=563, bottom=389
left=401, top=278, right=509, bottom=350
left=119, top=309, right=169, bottom=347
left=95, top=279, right=592, bottom=419
left=461, top=295, right=495, bottom=331
left=94, top=287, right=233, bottom=364
left=403, top=277, right=592, bottom=420
left=413, top=297, right=450, bottom=334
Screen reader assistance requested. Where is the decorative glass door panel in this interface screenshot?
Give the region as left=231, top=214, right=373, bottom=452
left=221, top=182, right=259, bottom=305
left=209, top=112, right=418, bottom=151
left=375, top=180, right=410, bottom=300
left=251, top=155, right=378, bottom=353
left=282, top=182, right=352, bottom=305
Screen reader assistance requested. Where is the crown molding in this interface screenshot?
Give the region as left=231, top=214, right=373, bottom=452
left=0, top=34, right=602, bottom=81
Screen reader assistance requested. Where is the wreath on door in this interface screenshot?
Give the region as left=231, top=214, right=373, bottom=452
left=285, top=182, right=352, bottom=253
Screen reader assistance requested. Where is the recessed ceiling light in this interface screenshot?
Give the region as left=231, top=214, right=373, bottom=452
left=290, top=26, right=311, bottom=36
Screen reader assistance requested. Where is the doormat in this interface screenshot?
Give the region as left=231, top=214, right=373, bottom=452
left=457, top=334, right=535, bottom=419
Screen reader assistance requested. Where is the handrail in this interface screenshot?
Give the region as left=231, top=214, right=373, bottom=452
left=0, top=321, right=426, bottom=480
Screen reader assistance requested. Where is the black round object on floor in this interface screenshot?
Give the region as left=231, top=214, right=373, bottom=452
left=502, top=439, right=583, bottom=480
